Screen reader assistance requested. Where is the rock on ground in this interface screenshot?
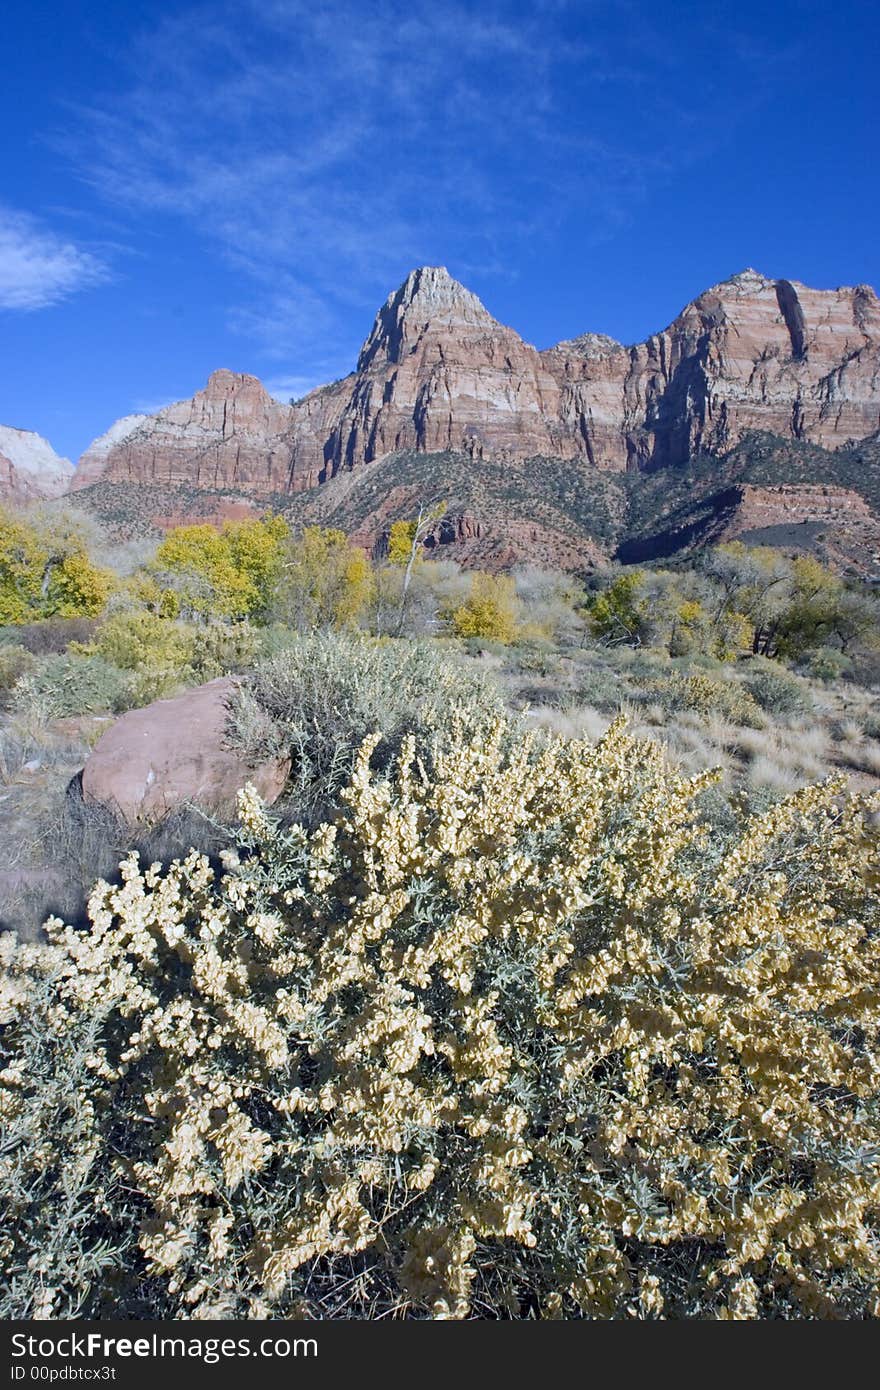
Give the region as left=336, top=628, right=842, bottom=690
left=80, top=676, right=288, bottom=822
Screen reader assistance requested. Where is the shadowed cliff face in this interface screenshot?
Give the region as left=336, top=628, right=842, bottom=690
left=67, top=265, right=880, bottom=502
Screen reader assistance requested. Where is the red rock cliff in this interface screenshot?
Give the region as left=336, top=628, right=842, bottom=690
left=70, top=267, right=880, bottom=495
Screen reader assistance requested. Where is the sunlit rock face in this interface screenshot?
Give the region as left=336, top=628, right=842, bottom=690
left=71, top=266, right=880, bottom=496
left=0, top=425, right=73, bottom=502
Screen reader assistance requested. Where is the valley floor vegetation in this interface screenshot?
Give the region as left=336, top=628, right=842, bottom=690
left=1, top=498, right=880, bottom=1319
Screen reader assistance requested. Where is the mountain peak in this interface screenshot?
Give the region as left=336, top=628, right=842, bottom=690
left=200, top=368, right=271, bottom=400
left=397, top=265, right=478, bottom=307
left=0, top=423, right=73, bottom=502
left=699, top=268, right=775, bottom=299
left=550, top=330, right=624, bottom=359
left=357, top=265, right=500, bottom=370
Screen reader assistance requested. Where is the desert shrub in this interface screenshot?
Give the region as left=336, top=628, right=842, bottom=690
left=0, top=955, right=138, bottom=1318
left=10, top=654, right=129, bottom=720
left=26, top=792, right=234, bottom=936
left=76, top=610, right=195, bottom=705
left=640, top=672, right=762, bottom=726
left=570, top=662, right=626, bottom=710
left=669, top=650, right=723, bottom=673
left=742, top=661, right=814, bottom=716
left=458, top=635, right=510, bottom=659
left=10, top=617, right=100, bottom=656
left=189, top=620, right=261, bottom=682
left=605, top=647, right=670, bottom=681
left=256, top=623, right=301, bottom=659
left=82, top=609, right=193, bottom=673
left=850, top=647, right=880, bottom=689
left=504, top=640, right=560, bottom=678
left=515, top=680, right=576, bottom=712
left=0, top=645, right=34, bottom=708
left=690, top=781, right=741, bottom=848
left=227, top=632, right=506, bottom=824
left=800, top=647, right=854, bottom=683
left=2, top=718, right=879, bottom=1319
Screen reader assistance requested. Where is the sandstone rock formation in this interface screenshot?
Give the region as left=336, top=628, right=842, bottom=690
left=0, top=425, right=74, bottom=503
left=71, top=267, right=880, bottom=502
left=721, top=483, right=877, bottom=538
left=320, top=266, right=575, bottom=471
left=619, top=476, right=880, bottom=577
left=71, top=372, right=314, bottom=494
left=418, top=511, right=608, bottom=573
left=81, top=677, right=289, bottom=822
left=605, top=270, right=880, bottom=470
left=717, top=483, right=880, bottom=575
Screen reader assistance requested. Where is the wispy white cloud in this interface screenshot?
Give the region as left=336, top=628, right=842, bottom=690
left=55, top=1, right=796, bottom=367
left=0, top=205, right=109, bottom=311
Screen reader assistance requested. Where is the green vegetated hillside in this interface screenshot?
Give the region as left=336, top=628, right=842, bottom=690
left=67, top=429, right=880, bottom=574
left=619, top=431, right=880, bottom=562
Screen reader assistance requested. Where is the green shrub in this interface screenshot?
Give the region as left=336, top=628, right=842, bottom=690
left=504, top=641, right=561, bottom=678
left=605, top=647, right=670, bottom=681
left=82, top=609, right=193, bottom=675
left=0, top=645, right=34, bottom=709
left=571, top=662, right=626, bottom=710
left=75, top=609, right=197, bottom=705
left=669, top=651, right=723, bottom=673
left=227, top=632, right=507, bottom=824
left=10, top=654, right=129, bottom=719
left=459, top=635, right=511, bottom=659
left=742, top=661, right=814, bottom=716
left=639, top=672, right=762, bottom=726
left=189, top=620, right=261, bottom=681
left=3, top=719, right=879, bottom=1319
left=256, top=622, right=302, bottom=659
left=800, top=647, right=854, bottom=683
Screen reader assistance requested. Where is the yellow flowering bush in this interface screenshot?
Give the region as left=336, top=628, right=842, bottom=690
left=2, top=716, right=879, bottom=1319
left=642, top=671, right=763, bottom=726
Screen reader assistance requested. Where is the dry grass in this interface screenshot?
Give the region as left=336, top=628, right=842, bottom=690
left=746, top=755, right=811, bottom=796
left=510, top=653, right=880, bottom=811
left=0, top=708, right=231, bottom=940
left=524, top=704, right=611, bottom=743
left=3, top=633, right=879, bottom=943
left=836, top=736, right=880, bottom=777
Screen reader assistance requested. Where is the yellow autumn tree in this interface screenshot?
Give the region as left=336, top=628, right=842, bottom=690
left=450, top=571, right=519, bottom=642
left=274, top=526, right=372, bottom=631
left=154, top=515, right=288, bottom=620
left=0, top=505, right=114, bottom=624
left=387, top=518, right=419, bottom=567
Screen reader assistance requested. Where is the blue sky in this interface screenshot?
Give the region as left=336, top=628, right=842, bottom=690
left=1, top=0, right=878, bottom=461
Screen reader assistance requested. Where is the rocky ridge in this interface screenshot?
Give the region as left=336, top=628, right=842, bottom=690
left=0, top=425, right=74, bottom=503
left=69, top=266, right=880, bottom=500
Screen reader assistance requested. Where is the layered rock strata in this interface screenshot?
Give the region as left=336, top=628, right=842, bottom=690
left=70, top=266, right=880, bottom=496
